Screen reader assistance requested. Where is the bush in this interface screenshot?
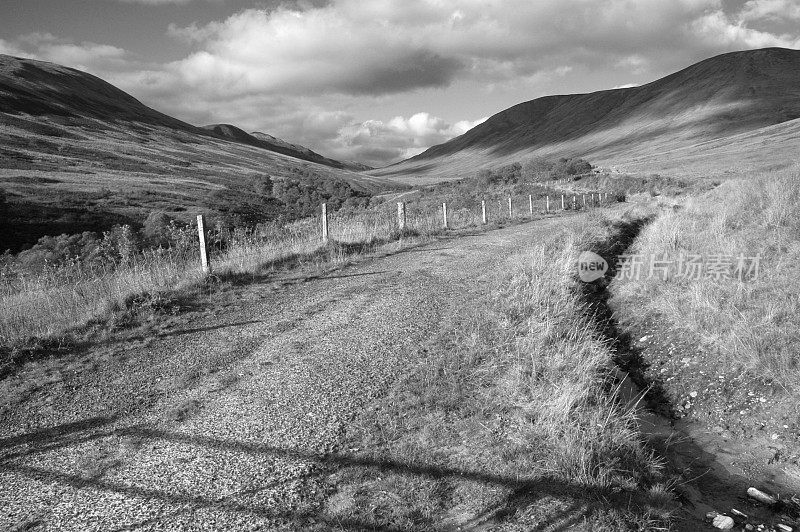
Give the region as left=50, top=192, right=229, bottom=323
left=551, top=157, right=593, bottom=179
left=521, top=157, right=554, bottom=182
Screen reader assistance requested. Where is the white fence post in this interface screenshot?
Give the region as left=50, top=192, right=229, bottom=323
left=481, top=200, right=487, bottom=224
left=442, top=202, right=448, bottom=229
left=397, top=201, right=406, bottom=230
left=196, top=214, right=211, bottom=274
left=321, top=203, right=329, bottom=243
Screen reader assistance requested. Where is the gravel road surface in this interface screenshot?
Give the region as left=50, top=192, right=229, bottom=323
left=0, top=215, right=578, bottom=531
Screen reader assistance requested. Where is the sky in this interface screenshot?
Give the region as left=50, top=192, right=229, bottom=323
left=1, top=0, right=799, bottom=167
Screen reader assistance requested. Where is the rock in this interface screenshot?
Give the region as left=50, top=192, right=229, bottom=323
left=639, top=335, right=650, bottom=342
left=776, top=525, right=793, bottom=532
left=712, top=515, right=735, bottom=529
left=747, top=487, right=777, bottom=505
left=690, top=391, right=698, bottom=398
left=730, top=508, right=747, bottom=519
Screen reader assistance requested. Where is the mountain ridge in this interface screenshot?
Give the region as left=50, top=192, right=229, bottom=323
left=0, top=54, right=364, bottom=171
left=373, top=47, right=800, bottom=180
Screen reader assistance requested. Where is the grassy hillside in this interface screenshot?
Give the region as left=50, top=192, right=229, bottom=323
left=372, top=47, right=800, bottom=182
left=0, top=55, right=396, bottom=252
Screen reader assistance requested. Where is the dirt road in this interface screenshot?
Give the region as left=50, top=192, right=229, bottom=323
left=0, top=215, right=579, bottom=531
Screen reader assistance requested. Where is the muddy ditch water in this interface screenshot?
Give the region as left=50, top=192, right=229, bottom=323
left=584, top=214, right=800, bottom=532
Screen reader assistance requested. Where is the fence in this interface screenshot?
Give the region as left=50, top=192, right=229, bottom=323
left=0, top=188, right=613, bottom=344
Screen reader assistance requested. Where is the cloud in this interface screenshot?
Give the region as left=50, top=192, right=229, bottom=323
left=691, top=10, right=800, bottom=49
left=3, top=0, right=800, bottom=166
left=0, top=38, right=27, bottom=57
left=113, top=0, right=217, bottom=4
left=156, top=0, right=800, bottom=103
left=3, top=33, right=129, bottom=71
left=326, top=112, right=488, bottom=166
left=740, top=0, right=800, bottom=22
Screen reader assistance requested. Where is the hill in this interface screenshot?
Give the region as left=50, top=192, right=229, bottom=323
left=0, top=55, right=395, bottom=252
left=203, top=124, right=363, bottom=170
left=372, top=47, right=800, bottom=182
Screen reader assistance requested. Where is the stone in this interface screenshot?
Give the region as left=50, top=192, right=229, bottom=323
left=690, top=391, right=698, bottom=398
left=747, top=487, right=777, bottom=505
left=776, top=524, right=793, bottom=532
left=712, top=515, right=734, bottom=529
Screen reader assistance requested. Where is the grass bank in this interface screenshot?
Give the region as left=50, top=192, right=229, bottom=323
left=323, top=208, right=673, bottom=530
left=610, top=168, right=800, bottom=389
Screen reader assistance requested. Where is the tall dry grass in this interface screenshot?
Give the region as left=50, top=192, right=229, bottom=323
left=611, top=168, right=800, bottom=386
left=327, top=209, right=671, bottom=530
left=0, top=186, right=605, bottom=350
left=0, top=200, right=488, bottom=345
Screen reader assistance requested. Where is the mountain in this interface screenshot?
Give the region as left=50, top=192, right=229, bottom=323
left=202, top=124, right=358, bottom=170
left=372, top=47, right=800, bottom=181
left=0, top=55, right=395, bottom=252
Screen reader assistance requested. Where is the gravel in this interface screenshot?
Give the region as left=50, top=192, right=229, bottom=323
left=0, top=216, right=574, bottom=531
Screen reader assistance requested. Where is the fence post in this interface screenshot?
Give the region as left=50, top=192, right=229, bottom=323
left=321, top=202, right=329, bottom=243
left=529, top=194, right=534, bottom=215
left=508, top=196, right=513, bottom=218
left=546, top=195, right=550, bottom=213
left=442, top=202, right=448, bottom=229
left=481, top=200, right=487, bottom=224
left=582, top=194, right=586, bottom=207
left=397, top=201, right=406, bottom=231
left=196, top=214, right=211, bottom=274
left=573, top=195, right=577, bottom=209
left=561, top=194, right=565, bottom=210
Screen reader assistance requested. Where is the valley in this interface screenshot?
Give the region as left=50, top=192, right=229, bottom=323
left=1, top=44, right=800, bottom=532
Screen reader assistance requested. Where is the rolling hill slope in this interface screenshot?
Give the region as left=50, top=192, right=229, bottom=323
left=202, top=124, right=363, bottom=170
left=372, top=47, right=800, bottom=182
left=0, top=55, right=394, bottom=251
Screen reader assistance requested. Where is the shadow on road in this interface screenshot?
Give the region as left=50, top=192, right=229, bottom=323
left=1, top=416, right=664, bottom=531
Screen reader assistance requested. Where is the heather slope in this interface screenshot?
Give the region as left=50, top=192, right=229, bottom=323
left=0, top=55, right=394, bottom=251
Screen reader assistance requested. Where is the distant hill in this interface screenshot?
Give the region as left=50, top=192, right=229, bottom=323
left=202, top=124, right=365, bottom=170
left=373, top=47, right=800, bottom=181
left=0, top=55, right=395, bottom=251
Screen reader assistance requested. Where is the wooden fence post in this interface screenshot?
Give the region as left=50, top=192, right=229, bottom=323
left=529, top=194, right=534, bottom=215
left=546, top=195, right=550, bottom=213
left=508, top=196, right=513, bottom=218
left=582, top=194, right=586, bottom=207
left=397, top=201, right=406, bottom=230
left=573, top=195, right=577, bottom=209
left=442, top=202, right=448, bottom=229
left=321, top=202, right=329, bottom=243
left=561, top=194, right=565, bottom=210
left=196, top=214, right=211, bottom=274
left=481, top=200, right=487, bottom=224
